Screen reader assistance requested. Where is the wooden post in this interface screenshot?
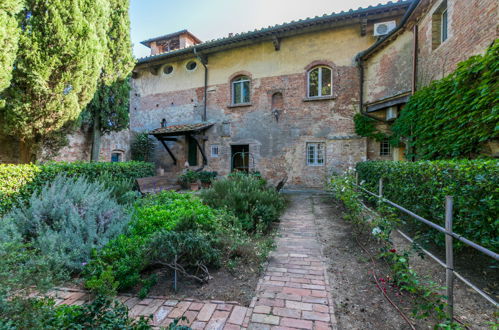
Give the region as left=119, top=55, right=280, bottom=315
left=378, top=178, right=383, bottom=198
left=445, top=196, right=454, bottom=321
left=355, top=172, right=359, bottom=185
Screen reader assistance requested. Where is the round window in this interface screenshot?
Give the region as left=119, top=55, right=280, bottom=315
left=186, top=61, right=197, bottom=71
left=163, top=65, right=173, bottom=75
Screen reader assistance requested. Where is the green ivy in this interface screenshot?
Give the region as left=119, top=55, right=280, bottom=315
left=392, top=40, right=499, bottom=159
left=353, top=113, right=388, bottom=142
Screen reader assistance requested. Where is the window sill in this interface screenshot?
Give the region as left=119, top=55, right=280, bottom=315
left=227, top=102, right=252, bottom=108
left=303, top=96, right=336, bottom=102
left=306, top=164, right=325, bottom=167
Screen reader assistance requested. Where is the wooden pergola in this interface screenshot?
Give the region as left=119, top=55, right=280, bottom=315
left=149, top=122, right=214, bottom=166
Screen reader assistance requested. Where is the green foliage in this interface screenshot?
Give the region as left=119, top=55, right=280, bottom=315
left=356, top=160, right=499, bottom=252
left=200, top=173, right=286, bottom=233
left=328, top=172, right=447, bottom=321
left=198, top=171, right=218, bottom=184
left=179, top=170, right=199, bottom=185
left=353, top=113, right=388, bottom=142
left=95, top=171, right=140, bottom=205
left=392, top=40, right=499, bottom=159
left=2, top=174, right=130, bottom=272
left=131, top=132, right=155, bottom=162
left=0, top=0, right=23, bottom=95
left=81, top=78, right=131, bottom=133
left=0, top=0, right=109, bottom=141
left=83, top=192, right=221, bottom=294
left=0, top=296, right=151, bottom=329
left=0, top=161, right=154, bottom=215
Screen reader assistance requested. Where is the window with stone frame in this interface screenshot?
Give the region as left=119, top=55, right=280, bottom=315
left=306, top=143, right=325, bottom=166
left=231, top=76, right=250, bottom=105
left=432, top=0, right=448, bottom=50
left=307, top=66, right=332, bottom=98
left=380, top=139, right=391, bottom=156
left=210, top=144, right=220, bottom=158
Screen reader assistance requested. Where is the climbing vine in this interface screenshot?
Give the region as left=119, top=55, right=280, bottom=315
left=353, top=113, right=389, bottom=142
left=391, top=39, right=499, bottom=160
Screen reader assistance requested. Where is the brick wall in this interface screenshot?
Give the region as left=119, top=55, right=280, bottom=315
left=131, top=66, right=367, bottom=188
left=416, top=0, right=498, bottom=87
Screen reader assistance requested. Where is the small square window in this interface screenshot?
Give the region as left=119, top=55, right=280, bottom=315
left=306, top=143, right=325, bottom=166
left=211, top=145, right=220, bottom=158
left=380, top=140, right=391, bottom=156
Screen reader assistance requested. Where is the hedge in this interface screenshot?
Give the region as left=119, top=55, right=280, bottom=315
left=356, top=160, right=498, bottom=253
left=0, top=161, right=155, bottom=215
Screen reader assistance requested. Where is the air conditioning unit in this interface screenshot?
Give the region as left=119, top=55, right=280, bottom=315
left=374, top=21, right=396, bottom=36
left=386, top=106, right=398, bottom=121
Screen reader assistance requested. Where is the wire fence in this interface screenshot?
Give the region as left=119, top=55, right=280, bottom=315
left=353, top=175, right=498, bottom=321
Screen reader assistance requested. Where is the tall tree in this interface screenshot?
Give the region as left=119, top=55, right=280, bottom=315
left=87, top=0, right=135, bottom=161
left=0, top=0, right=23, bottom=97
left=0, top=0, right=110, bottom=161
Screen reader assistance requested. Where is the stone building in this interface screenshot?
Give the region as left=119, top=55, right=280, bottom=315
left=130, top=1, right=412, bottom=188
left=358, top=0, right=498, bottom=160
left=1, top=0, right=496, bottom=187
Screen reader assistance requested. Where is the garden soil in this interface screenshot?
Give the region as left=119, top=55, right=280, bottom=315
left=312, top=194, right=497, bottom=329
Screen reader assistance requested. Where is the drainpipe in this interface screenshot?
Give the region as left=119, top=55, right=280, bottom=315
left=412, top=24, right=418, bottom=94
left=193, top=47, right=209, bottom=170
left=193, top=47, right=208, bottom=122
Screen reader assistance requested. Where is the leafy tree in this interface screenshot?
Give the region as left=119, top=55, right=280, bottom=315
left=0, top=0, right=110, bottom=161
left=85, top=0, right=135, bottom=161
left=0, top=0, right=23, bottom=97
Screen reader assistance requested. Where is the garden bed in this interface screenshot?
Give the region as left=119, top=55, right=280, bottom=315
left=313, top=195, right=496, bottom=329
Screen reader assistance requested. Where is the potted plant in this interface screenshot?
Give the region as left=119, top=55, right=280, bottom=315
left=179, top=170, right=199, bottom=191
left=198, top=171, right=217, bottom=188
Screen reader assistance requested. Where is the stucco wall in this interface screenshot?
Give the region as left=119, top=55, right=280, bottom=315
left=364, top=31, right=414, bottom=104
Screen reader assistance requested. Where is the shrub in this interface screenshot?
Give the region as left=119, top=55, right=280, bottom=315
left=2, top=175, right=131, bottom=272
left=131, top=132, right=155, bottom=162
left=198, top=171, right=217, bottom=184
left=83, top=191, right=222, bottom=294
left=0, top=161, right=154, bottom=215
left=178, top=170, right=199, bottom=187
left=200, top=173, right=285, bottom=232
left=0, top=296, right=151, bottom=329
left=95, top=172, right=140, bottom=205
left=356, top=160, right=499, bottom=252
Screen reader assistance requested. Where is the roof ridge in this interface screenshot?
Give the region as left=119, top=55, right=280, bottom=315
left=137, top=0, right=413, bottom=63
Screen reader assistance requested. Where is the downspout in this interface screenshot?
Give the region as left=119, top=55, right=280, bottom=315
left=193, top=47, right=208, bottom=170
left=412, top=24, right=418, bottom=94
left=193, top=47, right=208, bottom=122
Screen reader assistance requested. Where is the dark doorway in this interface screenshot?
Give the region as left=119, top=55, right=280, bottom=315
left=231, top=145, right=249, bottom=172
left=187, top=135, right=198, bottom=166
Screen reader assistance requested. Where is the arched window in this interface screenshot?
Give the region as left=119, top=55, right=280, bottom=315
left=307, top=66, right=332, bottom=98
left=232, top=76, right=250, bottom=105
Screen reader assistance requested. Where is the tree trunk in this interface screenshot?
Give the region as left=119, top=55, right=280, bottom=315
left=90, top=113, right=101, bottom=161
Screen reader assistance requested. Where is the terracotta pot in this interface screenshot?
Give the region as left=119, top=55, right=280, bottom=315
left=190, top=182, right=200, bottom=191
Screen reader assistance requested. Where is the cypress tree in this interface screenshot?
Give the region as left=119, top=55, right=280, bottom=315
left=0, top=0, right=23, bottom=96
left=87, top=0, right=134, bottom=161
left=0, top=0, right=110, bottom=161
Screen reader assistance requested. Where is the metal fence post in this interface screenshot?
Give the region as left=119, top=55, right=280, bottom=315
left=445, top=196, right=454, bottom=321
left=378, top=177, right=383, bottom=198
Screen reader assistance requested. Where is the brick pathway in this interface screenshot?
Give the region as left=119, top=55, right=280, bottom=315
left=247, top=193, right=337, bottom=329
left=51, top=193, right=336, bottom=329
